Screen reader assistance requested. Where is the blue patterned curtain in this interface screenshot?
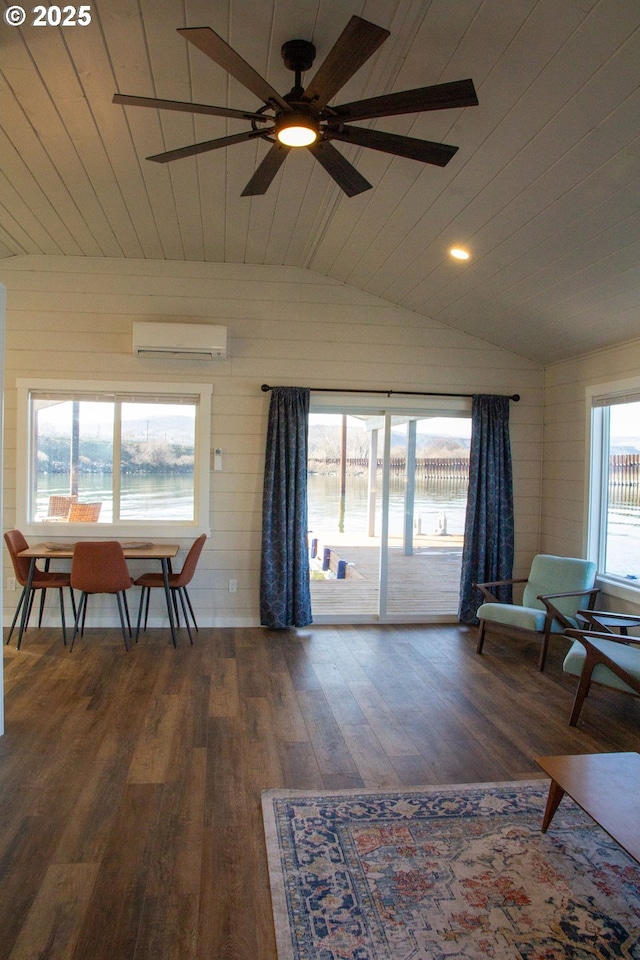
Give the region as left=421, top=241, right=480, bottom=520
left=260, top=386, right=313, bottom=628
left=458, top=394, right=514, bottom=624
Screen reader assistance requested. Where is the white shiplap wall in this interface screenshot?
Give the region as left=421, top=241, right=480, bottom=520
left=0, top=255, right=543, bottom=627
left=544, top=338, right=640, bottom=613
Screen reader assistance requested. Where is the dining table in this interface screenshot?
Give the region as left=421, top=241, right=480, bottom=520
left=17, top=540, right=182, bottom=647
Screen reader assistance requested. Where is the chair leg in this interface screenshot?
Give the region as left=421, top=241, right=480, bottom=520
left=7, top=587, right=27, bottom=645
left=122, top=591, right=132, bottom=637
left=476, top=620, right=486, bottom=654
left=538, top=617, right=555, bottom=672
left=38, top=587, right=47, bottom=627
left=116, top=592, right=130, bottom=651
left=569, top=669, right=593, bottom=727
left=143, top=587, right=151, bottom=630
left=58, top=588, right=67, bottom=646
left=538, top=642, right=548, bottom=671
left=183, top=587, right=198, bottom=632
left=177, top=588, right=193, bottom=644
left=171, top=589, right=181, bottom=628
left=70, top=593, right=87, bottom=651
left=17, top=589, right=38, bottom=650
left=69, top=587, right=77, bottom=621
left=136, top=587, right=147, bottom=640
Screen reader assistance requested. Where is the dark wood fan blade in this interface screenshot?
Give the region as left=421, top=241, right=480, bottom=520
left=241, top=144, right=289, bottom=196
left=147, top=128, right=272, bottom=163
left=303, top=16, right=389, bottom=109
left=177, top=27, right=290, bottom=112
left=326, top=125, right=458, bottom=166
left=331, top=79, right=478, bottom=122
left=307, top=141, right=372, bottom=196
left=113, top=93, right=271, bottom=123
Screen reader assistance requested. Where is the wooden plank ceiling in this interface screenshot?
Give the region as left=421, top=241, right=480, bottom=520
left=1, top=0, right=639, bottom=365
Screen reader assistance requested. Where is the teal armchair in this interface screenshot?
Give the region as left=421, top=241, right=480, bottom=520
left=475, top=554, right=598, bottom=671
left=563, top=625, right=640, bottom=726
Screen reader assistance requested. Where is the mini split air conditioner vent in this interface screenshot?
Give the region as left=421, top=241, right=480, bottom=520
left=133, top=322, right=227, bottom=360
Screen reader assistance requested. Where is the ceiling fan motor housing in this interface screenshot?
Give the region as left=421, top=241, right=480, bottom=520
left=281, top=39, right=317, bottom=73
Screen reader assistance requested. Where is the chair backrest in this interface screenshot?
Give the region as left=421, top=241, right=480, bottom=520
left=68, top=501, right=102, bottom=522
left=174, top=534, right=207, bottom=587
left=70, top=541, right=132, bottom=594
left=522, top=554, right=597, bottom=616
left=4, top=529, right=31, bottom=585
left=47, top=494, right=78, bottom=518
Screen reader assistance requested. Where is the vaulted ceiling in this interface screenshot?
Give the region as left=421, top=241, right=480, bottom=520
left=1, top=0, right=639, bottom=365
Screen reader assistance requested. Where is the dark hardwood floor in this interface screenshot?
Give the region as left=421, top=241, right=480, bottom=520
left=1, top=623, right=639, bottom=960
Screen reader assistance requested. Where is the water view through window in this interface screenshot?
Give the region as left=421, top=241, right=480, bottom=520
left=33, top=396, right=197, bottom=522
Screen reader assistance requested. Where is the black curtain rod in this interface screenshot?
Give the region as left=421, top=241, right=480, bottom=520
left=261, top=384, right=520, bottom=401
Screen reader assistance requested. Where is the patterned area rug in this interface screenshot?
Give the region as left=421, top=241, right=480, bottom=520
left=262, top=780, right=640, bottom=959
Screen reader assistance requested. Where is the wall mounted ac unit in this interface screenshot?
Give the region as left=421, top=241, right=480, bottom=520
left=133, top=322, right=227, bottom=360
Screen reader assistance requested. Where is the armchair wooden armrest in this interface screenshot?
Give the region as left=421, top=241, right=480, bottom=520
left=566, top=628, right=640, bottom=649
left=576, top=609, right=640, bottom=634
left=538, top=587, right=599, bottom=627
left=474, top=577, right=527, bottom=604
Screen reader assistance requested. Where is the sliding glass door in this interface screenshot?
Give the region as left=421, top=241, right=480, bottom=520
left=307, top=399, right=471, bottom=622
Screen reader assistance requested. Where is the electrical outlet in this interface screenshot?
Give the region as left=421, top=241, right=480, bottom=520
left=228, top=579, right=237, bottom=593
left=7, top=577, right=16, bottom=592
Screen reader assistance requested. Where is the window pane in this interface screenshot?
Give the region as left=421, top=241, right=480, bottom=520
left=605, top=400, right=640, bottom=580
left=120, top=402, right=196, bottom=520
left=33, top=399, right=114, bottom=521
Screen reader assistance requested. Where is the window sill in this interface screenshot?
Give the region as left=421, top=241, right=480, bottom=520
left=596, top=574, right=640, bottom=607
left=23, top=521, right=209, bottom=541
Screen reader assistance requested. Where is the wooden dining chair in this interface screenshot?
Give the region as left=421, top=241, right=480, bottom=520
left=70, top=541, right=134, bottom=650
left=134, top=534, right=206, bottom=644
left=4, top=529, right=76, bottom=648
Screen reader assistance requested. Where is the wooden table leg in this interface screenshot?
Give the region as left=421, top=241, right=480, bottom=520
left=541, top=779, right=566, bottom=833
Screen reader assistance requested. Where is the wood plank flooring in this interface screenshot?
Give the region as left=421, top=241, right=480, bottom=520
left=1, top=623, right=639, bottom=960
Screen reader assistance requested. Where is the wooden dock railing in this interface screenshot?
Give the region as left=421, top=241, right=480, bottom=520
left=308, top=456, right=470, bottom=479
left=610, top=454, right=640, bottom=485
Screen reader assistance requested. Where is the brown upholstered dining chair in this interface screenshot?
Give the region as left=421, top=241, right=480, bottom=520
left=134, top=534, right=206, bottom=644
left=70, top=541, right=133, bottom=650
left=4, top=529, right=76, bottom=648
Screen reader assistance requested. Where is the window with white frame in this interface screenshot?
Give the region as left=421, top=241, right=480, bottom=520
left=17, top=379, right=212, bottom=536
left=588, top=379, right=640, bottom=590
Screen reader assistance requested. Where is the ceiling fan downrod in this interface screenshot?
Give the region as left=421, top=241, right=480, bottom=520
left=280, top=39, right=317, bottom=98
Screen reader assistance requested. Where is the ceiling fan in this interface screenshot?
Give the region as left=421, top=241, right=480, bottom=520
left=113, top=16, right=478, bottom=197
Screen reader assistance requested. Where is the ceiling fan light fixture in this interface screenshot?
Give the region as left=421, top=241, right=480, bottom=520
left=276, top=114, right=318, bottom=147
left=450, top=247, right=471, bottom=260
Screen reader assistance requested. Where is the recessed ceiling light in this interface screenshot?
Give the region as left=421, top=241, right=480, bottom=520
left=450, top=247, right=471, bottom=260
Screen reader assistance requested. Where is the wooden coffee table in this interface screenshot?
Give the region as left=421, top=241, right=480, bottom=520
left=535, top=752, right=640, bottom=863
